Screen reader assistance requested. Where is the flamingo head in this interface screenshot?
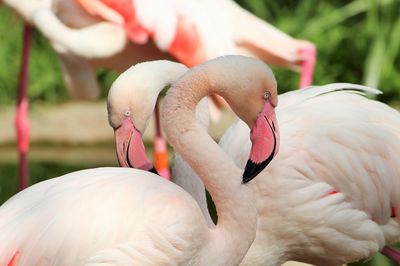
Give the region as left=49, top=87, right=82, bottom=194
left=241, top=82, right=280, bottom=183
left=210, top=56, right=280, bottom=183
left=242, top=98, right=279, bottom=183
left=107, top=60, right=188, bottom=172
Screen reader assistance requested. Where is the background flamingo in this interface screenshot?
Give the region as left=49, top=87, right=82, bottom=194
left=3, top=0, right=316, bottom=188
left=108, top=58, right=400, bottom=265
left=0, top=55, right=280, bottom=265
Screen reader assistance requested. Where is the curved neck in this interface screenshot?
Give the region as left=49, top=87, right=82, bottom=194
left=171, top=97, right=214, bottom=227
left=162, top=68, right=257, bottom=265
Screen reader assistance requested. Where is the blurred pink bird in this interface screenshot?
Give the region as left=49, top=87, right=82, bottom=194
left=73, top=0, right=316, bottom=79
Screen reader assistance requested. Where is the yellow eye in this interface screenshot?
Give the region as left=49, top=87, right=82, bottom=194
left=263, top=91, right=271, bottom=100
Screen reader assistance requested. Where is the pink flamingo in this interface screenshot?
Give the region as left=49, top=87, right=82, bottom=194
left=108, top=58, right=400, bottom=265
left=0, top=55, right=279, bottom=265
left=72, top=0, right=316, bottom=88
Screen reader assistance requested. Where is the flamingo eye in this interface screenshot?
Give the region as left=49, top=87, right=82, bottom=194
left=124, top=110, right=131, bottom=117
left=263, top=91, right=271, bottom=100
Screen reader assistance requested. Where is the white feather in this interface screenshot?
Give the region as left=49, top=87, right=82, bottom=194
left=219, top=83, right=400, bottom=265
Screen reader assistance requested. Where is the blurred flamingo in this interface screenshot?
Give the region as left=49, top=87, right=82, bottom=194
left=71, top=0, right=316, bottom=83
left=108, top=58, right=400, bottom=265
left=4, top=0, right=315, bottom=186
left=0, top=56, right=279, bottom=266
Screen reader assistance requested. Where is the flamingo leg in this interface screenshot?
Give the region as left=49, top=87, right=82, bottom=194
left=298, top=46, right=317, bottom=88
left=381, top=246, right=400, bottom=264
left=15, top=24, right=32, bottom=190
left=153, top=100, right=171, bottom=180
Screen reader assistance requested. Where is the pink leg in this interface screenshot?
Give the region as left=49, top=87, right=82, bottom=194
left=298, top=46, right=316, bottom=88
left=153, top=100, right=171, bottom=180
left=15, top=24, right=32, bottom=190
left=381, top=246, right=400, bottom=264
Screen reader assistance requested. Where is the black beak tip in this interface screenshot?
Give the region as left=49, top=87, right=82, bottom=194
left=242, top=160, right=264, bottom=183
left=242, top=148, right=276, bottom=183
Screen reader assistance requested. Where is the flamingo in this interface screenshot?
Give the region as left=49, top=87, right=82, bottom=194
left=108, top=58, right=400, bottom=265
left=0, top=55, right=280, bottom=265
left=219, top=89, right=400, bottom=265
left=63, top=0, right=316, bottom=71
left=107, top=60, right=215, bottom=226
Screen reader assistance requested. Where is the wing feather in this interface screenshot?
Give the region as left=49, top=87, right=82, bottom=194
left=220, top=83, right=400, bottom=227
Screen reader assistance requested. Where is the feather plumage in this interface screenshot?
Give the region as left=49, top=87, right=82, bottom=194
left=0, top=168, right=207, bottom=265
left=219, top=83, right=400, bottom=265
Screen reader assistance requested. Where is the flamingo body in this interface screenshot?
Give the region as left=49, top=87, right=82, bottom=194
left=219, top=85, right=400, bottom=265
left=75, top=0, right=234, bottom=67
left=0, top=168, right=208, bottom=265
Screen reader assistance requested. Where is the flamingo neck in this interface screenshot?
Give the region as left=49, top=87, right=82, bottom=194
left=172, top=154, right=214, bottom=227
left=162, top=68, right=257, bottom=265
left=171, top=97, right=214, bottom=227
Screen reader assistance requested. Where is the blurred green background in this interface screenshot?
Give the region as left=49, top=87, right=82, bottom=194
left=0, top=1, right=399, bottom=265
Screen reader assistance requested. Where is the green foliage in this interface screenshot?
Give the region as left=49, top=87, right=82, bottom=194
left=0, top=7, right=23, bottom=105
left=0, top=7, right=68, bottom=105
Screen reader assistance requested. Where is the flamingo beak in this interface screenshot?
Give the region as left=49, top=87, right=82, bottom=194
left=114, top=117, right=158, bottom=174
left=243, top=101, right=280, bottom=183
